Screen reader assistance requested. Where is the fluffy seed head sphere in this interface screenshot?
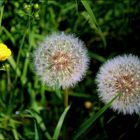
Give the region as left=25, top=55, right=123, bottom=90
left=33, top=32, right=89, bottom=89
left=96, top=54, right=140, bottom=115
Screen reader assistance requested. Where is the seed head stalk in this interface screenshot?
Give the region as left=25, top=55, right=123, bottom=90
left=64, top=88, right=69, bottom=107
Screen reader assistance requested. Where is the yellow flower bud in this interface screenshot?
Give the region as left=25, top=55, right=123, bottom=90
left=0, top=43, right=12, bottom=61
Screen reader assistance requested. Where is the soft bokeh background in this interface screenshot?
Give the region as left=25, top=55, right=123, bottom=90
left=0, top=0, right=140, bottom=140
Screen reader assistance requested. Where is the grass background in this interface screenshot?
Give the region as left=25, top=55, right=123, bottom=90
left=0, top=0, right=140, bottom=140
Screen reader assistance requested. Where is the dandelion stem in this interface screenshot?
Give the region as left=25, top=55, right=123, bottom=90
left=64, top=88, right=69, bottom=107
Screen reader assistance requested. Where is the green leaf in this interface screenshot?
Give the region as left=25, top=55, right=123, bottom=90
left=0, top=133, right=5, bottom=140
left=53, top=105, right=70, bottom=140
left=25, top=109, right=52, bottom=140
left=34, top=119, right=40, bottom=140
left=9, top=119, right=19, bottom=140
left=8, top=56, right=21, bottom=77
left=1, top=26, right=15, bottom=44
left=73, top=93, right=120, bottom=140
left=81, top=0, right=106, bottom=47
left=89, top=52, right=106, bottom=63
left=0, top=6, right=4, bottom=30
left=23, top=110, right=40, bottom=140
left=69, top=92, right=91, bottom=98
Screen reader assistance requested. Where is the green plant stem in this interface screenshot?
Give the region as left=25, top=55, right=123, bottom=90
left=41, top=85, right=46, bottom=106
left=64, top=89, right=69, bottom=107
left=6, top=64, right=12, bottom=113
left=0, top=6, right=4, bottom=33
left=6, top=65, right=11, bottom=92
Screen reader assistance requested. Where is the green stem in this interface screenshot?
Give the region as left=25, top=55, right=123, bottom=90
left=6, top=64, right=13, bottom=114
left=41, top=85, right=46, bottom=106
left=0, top=6, right=4, bottom=33
left=6, top=65, right=11, bottom=92
left=64, top=89, right=69, bottom=107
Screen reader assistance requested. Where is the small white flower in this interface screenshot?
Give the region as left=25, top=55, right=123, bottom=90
left=33, top=32, right=89, bottom=89
left=96, top=54, right=140, bottom=114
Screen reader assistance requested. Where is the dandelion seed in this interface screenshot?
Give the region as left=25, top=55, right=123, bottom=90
left=0, top=43, right=12, bottom=61
left=96, top=54, right=140, bottom=114
left=33, top=32, right=89, bottom=89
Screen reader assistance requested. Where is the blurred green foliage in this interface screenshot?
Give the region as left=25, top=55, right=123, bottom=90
left=0, top=0, right=140, bottom=140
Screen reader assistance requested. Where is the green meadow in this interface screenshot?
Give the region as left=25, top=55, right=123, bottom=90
left=0, top=0, right=140, bottom=140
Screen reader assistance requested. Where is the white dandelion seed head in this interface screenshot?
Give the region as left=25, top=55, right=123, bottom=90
left=33, top=32, right=89, bottom=89
left=96, top=54, right=140, bottom=115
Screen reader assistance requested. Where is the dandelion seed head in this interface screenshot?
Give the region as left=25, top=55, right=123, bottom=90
left=96, top=54, right=140, bottom=114
left=33, top=32, right=89, bottom=89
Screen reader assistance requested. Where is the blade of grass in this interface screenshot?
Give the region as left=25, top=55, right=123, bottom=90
left=73, top=93, right=120, bottom=140
left=0, top=133, right=5, bottom=140
left=81, top=0, right=106, bottom=47
left=16, top=29, right=27, bottom=67
left=69, top=92, right=91, bottom=98
left=89, top=52, right=106, bottom=63
left=8, top=56, right=21, bottom=77
left=0, top=5, right=4, bottom=31
left=34, top=119, right=40, bottom=140
left=9, top=119, right=19, bottom=140
left=13, top=29, right=27, bottom=84
left=1, top=26, right=15, bottom=44
left=25, top=109, right=52, bottom=140
left=53, top=105, right=70, bottom=140
left=61, top=2, right=76, bottom=14
left=21, top=14, right=32, bottom=85
left=23, top=110, right=41, bottom=140
left=0, top=0, right=4, bottom=7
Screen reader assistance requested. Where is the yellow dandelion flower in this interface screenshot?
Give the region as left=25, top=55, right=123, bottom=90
left=0, top=43, right=12, bottom=61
